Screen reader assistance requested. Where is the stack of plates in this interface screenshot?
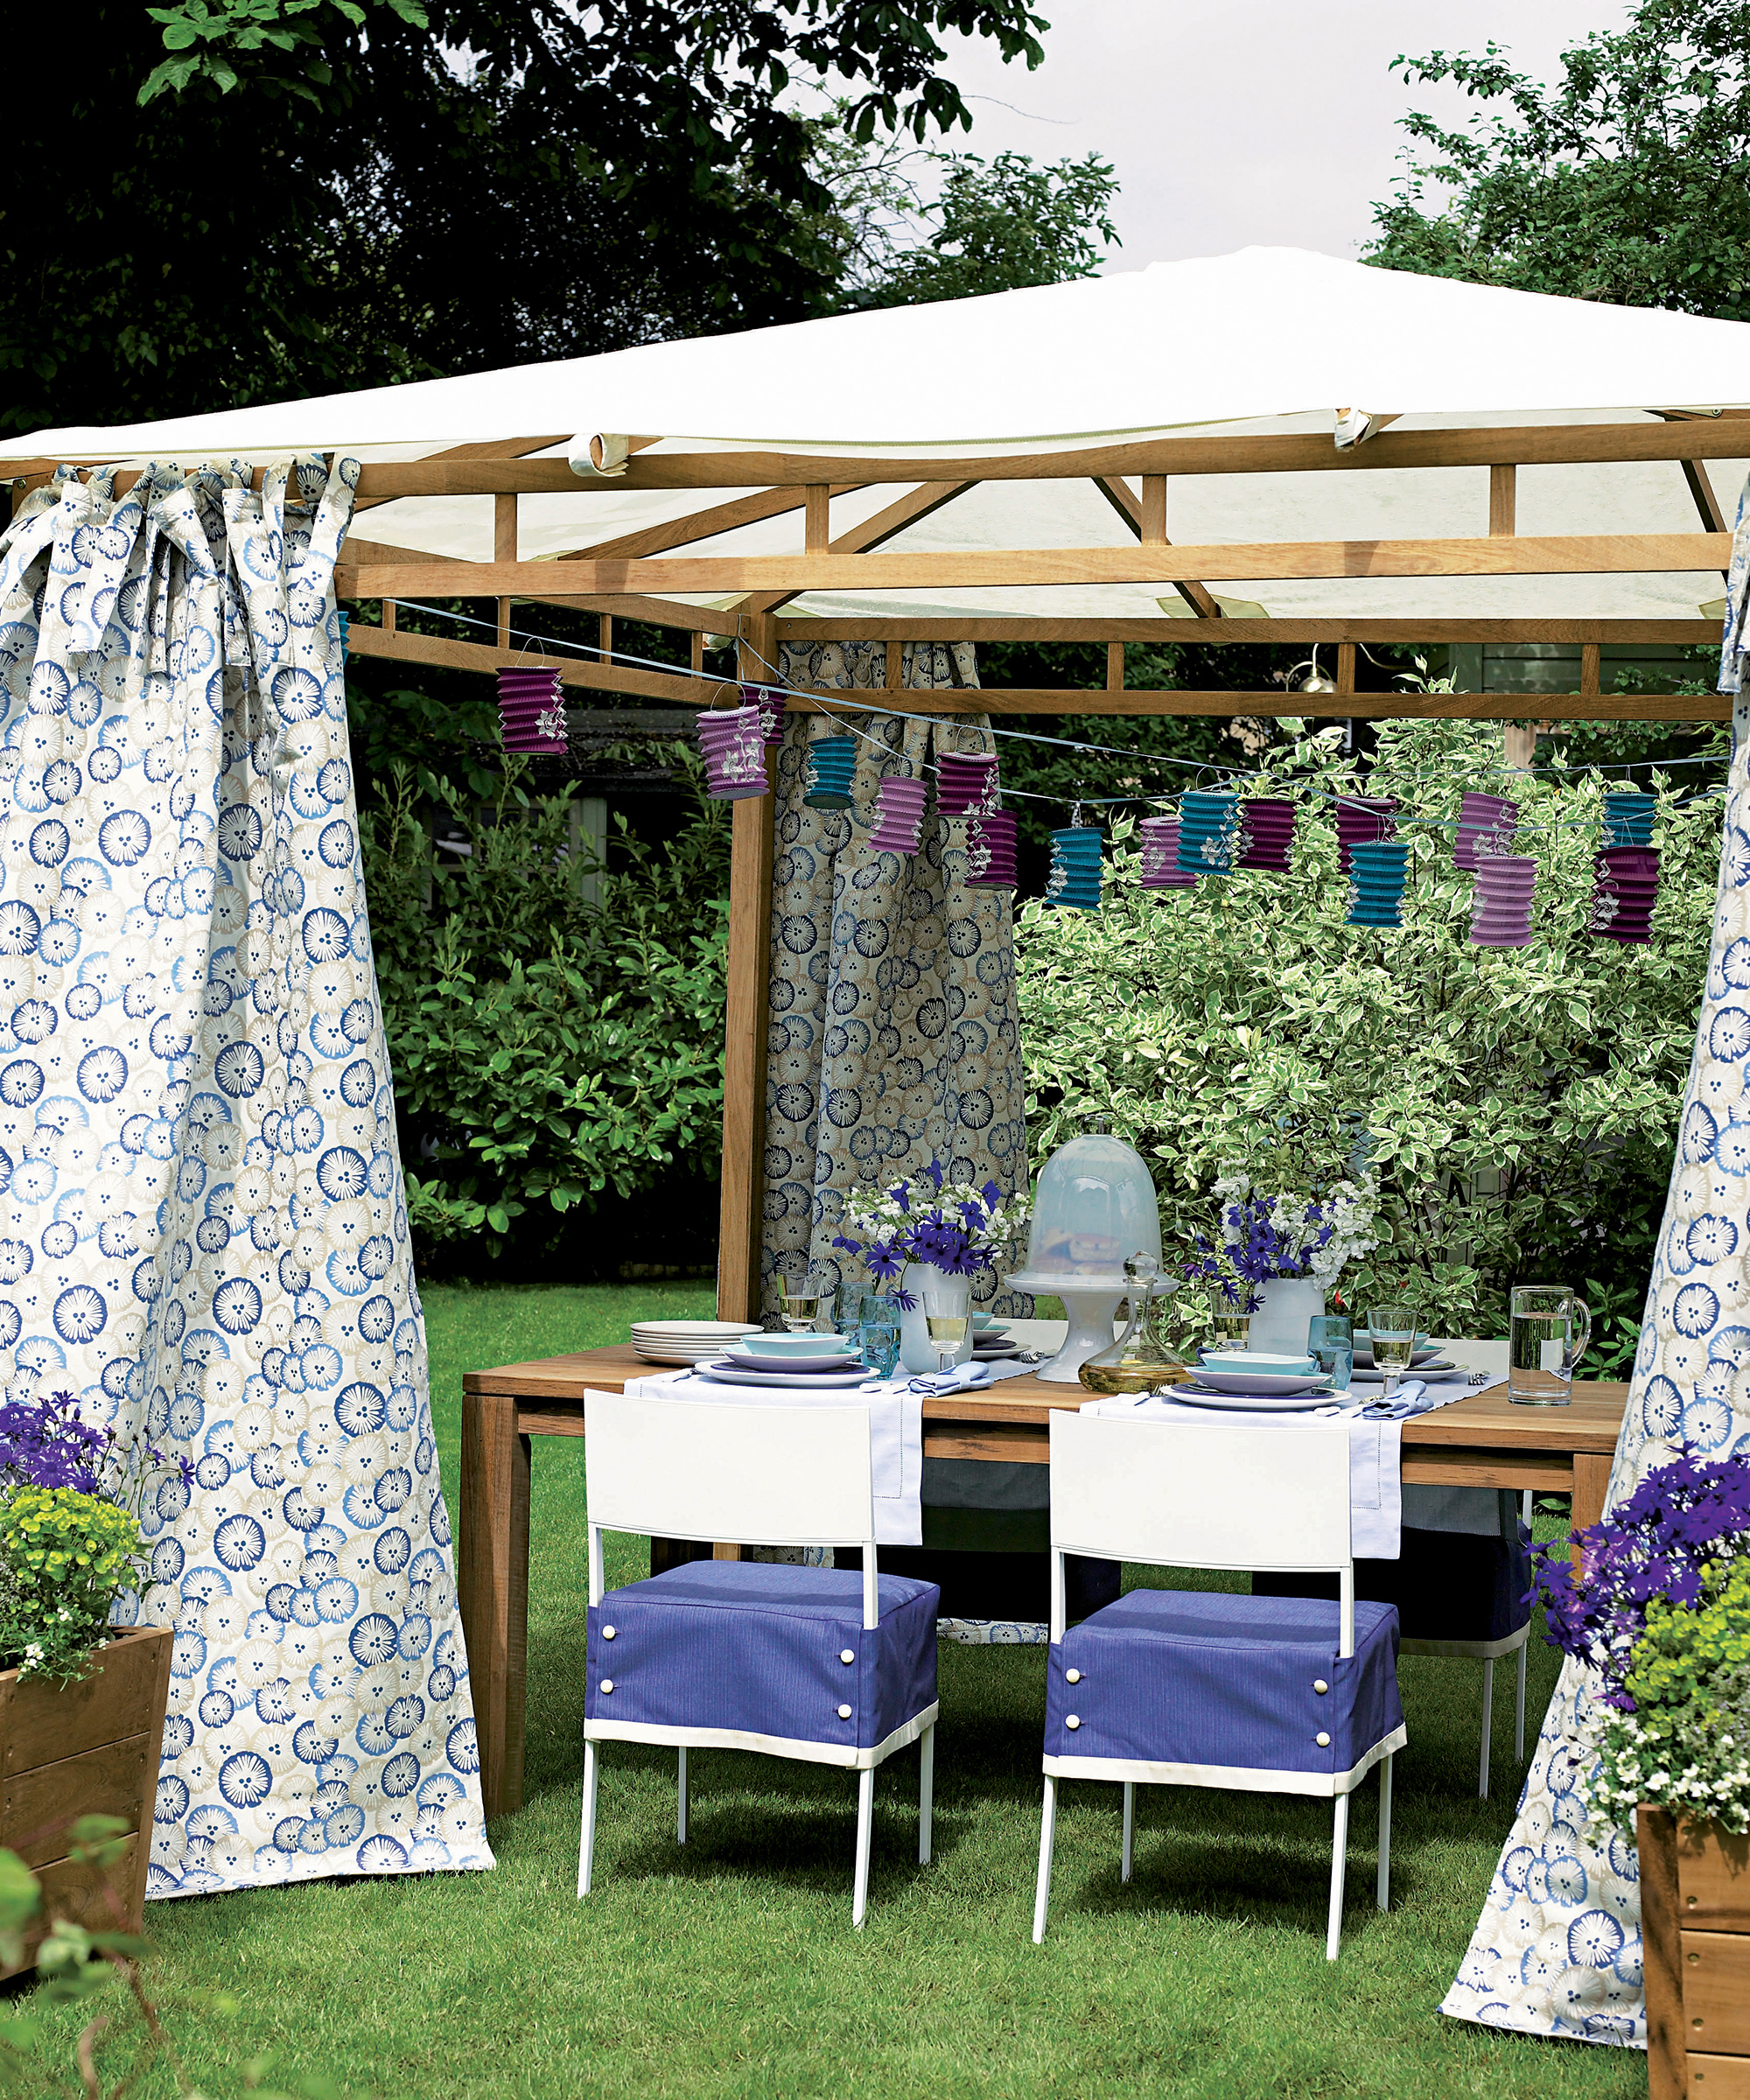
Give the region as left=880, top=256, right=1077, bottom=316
left=700, top=1337, right=871, bottom=1389
left=974, top=1321, right=1017, bottom=1360
left=630, top=1319, right=761, bottom=1367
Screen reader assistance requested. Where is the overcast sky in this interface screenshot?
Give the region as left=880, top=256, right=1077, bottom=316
left=932, top=0, right=1633, bottom=270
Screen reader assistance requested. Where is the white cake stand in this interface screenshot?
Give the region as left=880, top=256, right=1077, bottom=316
left=1002, top=1270, right=1128, bottom=1383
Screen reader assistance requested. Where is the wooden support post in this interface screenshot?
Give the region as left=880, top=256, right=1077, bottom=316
left=1488, top=465, right=1516, bottom=537
left=804, top=483, right=830, bottom=553
left=690, top=630, right=704, bottom=675
left=494, top=493, right=516, bottom=650
left=886, top=639, right=901, bottom=690
left=1139, top=476, right=1166, bottom=544
left=1336, top=642, right=1356, bottom=696
left=1107, top=643, right=1125, bottom=690
left=381, top=598, right=396, bottom=636
left=1504, top=724, right=1538, bottom=769
left=718, top=615, right=778, bottom=1324
left=1580, top=642, right=1601, bottom=699
left=598, top=613, right=612, bottom=667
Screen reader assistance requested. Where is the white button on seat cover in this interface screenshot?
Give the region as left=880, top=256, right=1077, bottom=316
left=1312, top=1678, right=1327, bottom=1693
left=1065, top=1669, right=1082, bottom=1684
left=600, top=1679, right=614, bottom=1694
left=840, top=1649, right=856, bottom=1664
left=603, top=1626, right=616, bottom=1640
left=837, top=1704, right=852, bottom=1719
left=1066, top=1715, right=1081, bottom=1730
left=1315, top=1732, right=1330, bottom=1747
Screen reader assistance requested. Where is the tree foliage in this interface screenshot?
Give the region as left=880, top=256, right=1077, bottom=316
left=1364, top=0, right=1750, bottom=316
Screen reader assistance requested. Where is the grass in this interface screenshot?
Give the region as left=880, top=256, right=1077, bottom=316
left=13, top=1283, right=1643, bottom=2099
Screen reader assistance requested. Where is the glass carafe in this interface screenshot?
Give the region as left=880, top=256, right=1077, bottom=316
left=1078, top=1253, right=1187, bottom=1395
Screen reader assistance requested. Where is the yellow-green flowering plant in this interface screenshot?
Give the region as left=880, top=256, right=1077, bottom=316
left=0, top=1489, right=144, bottom=1685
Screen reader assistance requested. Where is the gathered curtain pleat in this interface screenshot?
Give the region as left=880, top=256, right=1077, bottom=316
left=0, top=459, right=493, bottom=1894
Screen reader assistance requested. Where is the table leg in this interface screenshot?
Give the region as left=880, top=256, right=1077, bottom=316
left=459, top=1391, right=530, bottom=1822
left=1571, top=1451, right=1614, bottom=1535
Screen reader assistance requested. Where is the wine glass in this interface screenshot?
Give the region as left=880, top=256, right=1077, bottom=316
left=1368, top=1304, right=1418, bottom=1404
left=778, top=1278, right=824, bottom=1335
left=922, top=1278, right=971, bottom=1376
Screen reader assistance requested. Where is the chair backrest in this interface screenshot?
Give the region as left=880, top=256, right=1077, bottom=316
left=1047, top=1410, right=1356, bottom=1647
left=584, top=1390, right=878, bottom=1620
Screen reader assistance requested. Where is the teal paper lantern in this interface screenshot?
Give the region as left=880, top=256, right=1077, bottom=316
left=1047, top=826, right=1102, bottom=910
left=1175, top=791, right=1239, bottom=874
left=1602, top=790, right=1656, bottom=849
left=803, top=735, right=857, bottom=808
left=1348, top=839, right=1410, bottom=928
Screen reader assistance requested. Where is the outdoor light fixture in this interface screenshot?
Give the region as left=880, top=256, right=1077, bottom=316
left=1289, top=646, right=1339, bottom=696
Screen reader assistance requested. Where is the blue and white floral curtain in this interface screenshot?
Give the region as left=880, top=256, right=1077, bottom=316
left=764, top=643, right=1030, bottom=1320
left=1441, top=694, right=1750, bottom=2045
left=0, top=459, right=493, bottom=1894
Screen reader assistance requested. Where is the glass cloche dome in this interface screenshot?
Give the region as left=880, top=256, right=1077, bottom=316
left=1007, top=1132, right=1163, bottom=1289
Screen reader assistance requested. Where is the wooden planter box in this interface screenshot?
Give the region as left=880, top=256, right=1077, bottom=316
left=1642, top=1804, right=1750, bottom=2098
left=0, top=1626, right=173, bottom=1979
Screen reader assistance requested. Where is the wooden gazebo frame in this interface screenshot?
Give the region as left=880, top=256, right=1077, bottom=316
left=28, top=417, right=1718, bottom=1320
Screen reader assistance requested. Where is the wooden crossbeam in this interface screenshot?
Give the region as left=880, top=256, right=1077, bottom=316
left=732, top=479, right=982, bottom=619
left=338, top=532, right=1732, bottom=600
left=343, top=620, right=729, bottom=704
left=1093, top=477, right=1222, bottom=617
left=773, top=617, right=1720, bottom=643
left=354, top=436, right=568, bottom=515
left=554, top=482, right=866, bottom=562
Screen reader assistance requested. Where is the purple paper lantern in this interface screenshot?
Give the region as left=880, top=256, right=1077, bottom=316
left=1469, top=854, right=1537, bottom=948
left=936, top=751, right=1001, bottom=817
left=696, top=704, right=769, bottom=799
left=496, top=667, right=568, bottom=755
left=1335, top=795, right=1396, bottom=874
left=1454, top=792, right=1519, bottom=871
left=964, top=810, right=1018, bottom=888
left=743, top=684, right=786, bottom=748
left=1139, top=816, right=1197, bottom=889
left=1590, top=846, right=1661, bottom=943
left=1237, top=797, right=1295, bottom=872
left=868, top=775, right=928, bottom=854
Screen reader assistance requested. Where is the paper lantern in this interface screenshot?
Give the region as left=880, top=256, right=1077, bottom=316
left=964, top=809, right=1018, bottom=888
left=802, top=736, right=857, bottom=808
left=1470, top=854, right=1536, bottom=948
left=1347, top=840, right=1410, bottom=928
left=497, top=667, right=568, bottom=755
left=1047, top=826, right=1102, bottom=910
left=1454, top=792, right=1518, bottom=871
left=1602, top=790, right=1656, bottom=849
left=868, top=775, right=928, bottom=854
left=936, top=751, right=1001, bottom=817
left=1176, top=791, right=1239, bottom=875
left=1336, top=795, right=1396, bottom=874
left=1139, top=816, right=1197, bottom=889
left=696, top=704, right=769, bottom=799
left=337, top=609, right=350, bottom=652
left=1590, top=846, right=1661, bottom=943
left=744, top=684, right=786, bottom=748
left=1237, top=797, right=1294, bottom=872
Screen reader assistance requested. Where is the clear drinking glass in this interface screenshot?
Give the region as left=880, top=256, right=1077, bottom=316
left=1307, top=1313, right=1354, bottom=1393
left=858, top=1292, right=900, bottom=1379
left=778, top=1279, right=824, bottom=1334
left=923, top=1278, right=972, bottom=1376
left=1509, top=1284, right=1591, bottom=1407
left=1210, top=1312, right=1251, bottom=1350
left=1368, top=1304, right=1418, bottom=1404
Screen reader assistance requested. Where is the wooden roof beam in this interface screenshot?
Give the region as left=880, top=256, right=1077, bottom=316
left=731, top=479, right=981, bottom=619
left=1094, top=476, right=1222, bottom=617
left=771, top=616, right=1720, bottom=644
left=554, top=482, right=868, bottom=563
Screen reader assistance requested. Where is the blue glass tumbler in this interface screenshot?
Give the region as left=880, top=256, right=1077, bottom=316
left=1307, top=1314, right=1354, bottom=1393
left=858, top=1293, right=901, bottom=1380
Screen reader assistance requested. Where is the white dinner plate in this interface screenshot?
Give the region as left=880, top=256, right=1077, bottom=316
left=1188, top=1368, right=1334, bottom=1396
left=632, top=1320, right=760, bottom=1340
left=1165, top=1384, right=1337, bottom=1412
left=721, top=1346, right=860, bottom=1375
left=694, top=1360, right=875, bottom=1390
left=1348, top=1362, right=1469, bottom=1384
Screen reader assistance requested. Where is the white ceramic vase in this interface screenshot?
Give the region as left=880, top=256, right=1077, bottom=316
left=898, top=1263, right=977, bottom=1375
left=1249, top=1275, right=1326, bottom=1356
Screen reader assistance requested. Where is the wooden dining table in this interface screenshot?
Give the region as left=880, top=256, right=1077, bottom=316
left=458, top=1344, right=1630, bottom=1820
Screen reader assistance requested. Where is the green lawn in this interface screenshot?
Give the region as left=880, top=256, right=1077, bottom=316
left=18, top=1284, right=1642, bottom=2099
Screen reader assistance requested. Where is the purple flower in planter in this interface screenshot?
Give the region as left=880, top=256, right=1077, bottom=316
left=0, top=1388, right=192, bottom=1513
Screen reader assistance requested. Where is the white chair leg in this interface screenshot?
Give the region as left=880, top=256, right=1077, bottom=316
left=1326, top=1791, right=1350, bottom=1963
left=851, top=1767, right=875, bottom=1929
left=1514, top=1642, right=1528, bottom=1763
left=1479, top=1656, right=1495, bottom=1799
left=677, top=1746, right=688, bottom=1844
left=577, top=1740, right=599, bottom=1898
left=1032, top=1775, right=1058, bottom=1945
left=918, top=1723, right=935, bottom=1866
left=1121, top=1782, right=1134, bottom=1884
left=1376, top=1754, right=1393, bottom=1913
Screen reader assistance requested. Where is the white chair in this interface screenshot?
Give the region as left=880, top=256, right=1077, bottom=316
left=1031, top=1411, right=1405, bottom=1961
left=578, top=1390, right=940, bottom=1927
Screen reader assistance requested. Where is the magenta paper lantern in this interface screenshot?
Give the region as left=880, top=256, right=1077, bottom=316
left=936, top=751, right=1001, bottom=817
left=1335, top=795, right=1396, bottom=874
left=1454, top=792, right=1519, bottom=871
left=741, top=684, right=787, bottom=749
left=1469, top=854, right=1537, bottom=948
left=696, top=704, right=769, bottom=799
left=964, top=809, right=1018, bottom=888
left=1590, top=846, right=1661, bottom=943
left=1237, top=797, right=1295, bottom=872
left=496, top=667, right=568, bottom=755
left=1139, top=816, right=1197, bottom=889
left=868, top=775, right=928, bottom=854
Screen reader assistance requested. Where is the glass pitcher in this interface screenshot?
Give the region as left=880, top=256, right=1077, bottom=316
left=1508, top=1284, right=1591, bottom=1406
left=1078, top=1253, right=1188, bottom=1395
